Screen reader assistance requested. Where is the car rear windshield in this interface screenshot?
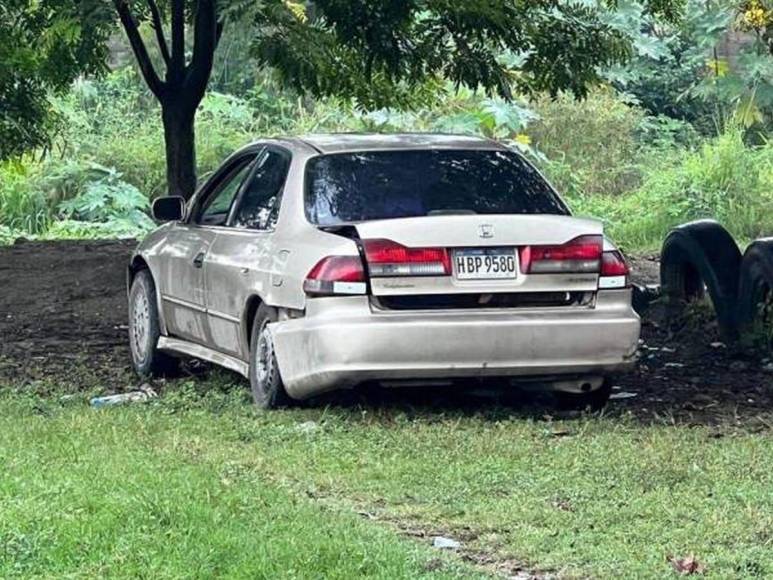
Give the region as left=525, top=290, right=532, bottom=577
left=304, top=149, right=568, bottom=226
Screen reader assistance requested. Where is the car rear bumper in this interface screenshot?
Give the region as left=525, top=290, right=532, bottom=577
left=271, top=290, right=641, bottom=399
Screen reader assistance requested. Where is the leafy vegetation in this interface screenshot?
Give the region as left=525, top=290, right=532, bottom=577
left=88, top=0, right=688, bottom=197
left=2, top=383, right=771, bottom=579
left=572, top=126, right=773, bottom=250
left=0, top=1, right=771, bottom=250
left=0, top=1, right=112, bottom=158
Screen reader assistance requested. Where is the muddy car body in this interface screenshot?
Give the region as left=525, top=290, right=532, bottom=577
left=128, top=134, right=641, bottom=407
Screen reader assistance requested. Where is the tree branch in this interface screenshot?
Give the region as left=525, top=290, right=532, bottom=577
left=146, top=0, right=170, bottom=66
left=185, top=0, right=218, bottom=104
left=170, top=0, right=185, bottom=82
left=113, top=0, right=165, bottom=99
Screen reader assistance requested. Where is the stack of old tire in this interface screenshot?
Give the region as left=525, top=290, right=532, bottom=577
left=660, top=219, right=773, bottom=340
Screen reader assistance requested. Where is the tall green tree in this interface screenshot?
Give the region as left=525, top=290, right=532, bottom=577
left=0, top=1, right=113, bottom=158
left=115, top=0, right=686, bottom=199
left=4, top=0, right=686, bottom=198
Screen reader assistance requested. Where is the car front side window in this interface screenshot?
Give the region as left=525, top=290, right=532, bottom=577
left=231, top=149, right=291, bottom=230
left=197, top=156, right=255, bottom=226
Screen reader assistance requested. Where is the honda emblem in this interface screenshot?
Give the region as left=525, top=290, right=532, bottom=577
left=478, top=224, right=494, bottom=239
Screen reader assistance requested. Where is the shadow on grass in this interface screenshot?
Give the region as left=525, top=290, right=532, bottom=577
left=163, top=359, right=773, bottom=430
left=307, top=380, right=588, bottom=421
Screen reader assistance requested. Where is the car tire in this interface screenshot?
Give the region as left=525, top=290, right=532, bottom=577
left=555, top=379, right=613, bottom=412
left=128, top=269, right=178, bottom=378
left=660, top=220, right=742, bottom=336
left=249, top=304, right=293, bottom=409
left=736, top=238, right=773, bottom=340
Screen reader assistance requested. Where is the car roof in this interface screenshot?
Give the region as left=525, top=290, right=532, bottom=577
left=289, top=133, right=506, bottom=154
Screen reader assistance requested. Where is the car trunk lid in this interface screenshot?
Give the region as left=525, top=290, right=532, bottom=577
left=353, top=215, right=603, bottom=297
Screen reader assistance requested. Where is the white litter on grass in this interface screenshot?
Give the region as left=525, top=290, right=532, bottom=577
left=295, top=421, right=320, bottom=434
left=90, top=385, right=157, bottom=408
left=432, top=536, right=461, bottom=550
left=664, top=362, right=685, bottom=369
left=609, top=391, right=638, bottom=400
left=710, top=342, right=727, bottom=349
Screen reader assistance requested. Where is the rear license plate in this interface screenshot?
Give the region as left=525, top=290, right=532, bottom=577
left=454, top=248, right=517, bottom=280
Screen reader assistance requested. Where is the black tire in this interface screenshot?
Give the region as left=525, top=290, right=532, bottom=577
left=128, top=269, right=178, bottom=378
left=631, top=283, right=660, bottom=316
left=555, top=379, right=613, bottom=412
left=736, top=238, right=773, bottom=342
left=249, top=304, right=293, bottom=409
left=660, top=220, right=742, bottom=336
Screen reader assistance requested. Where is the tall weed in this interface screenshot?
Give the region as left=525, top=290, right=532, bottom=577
left=573, top=128, right=773, bottom=250
left=0, top=161, right=50, bottom=234
left=528, top=89, right=647, bottom=196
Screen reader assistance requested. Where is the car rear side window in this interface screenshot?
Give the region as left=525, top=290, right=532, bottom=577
left=304, top=149, right=568, bottom=226
left=232, top=148, right=291, bottom=230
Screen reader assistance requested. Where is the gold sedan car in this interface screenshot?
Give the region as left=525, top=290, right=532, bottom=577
left=127, top=134, right=640, bottom=408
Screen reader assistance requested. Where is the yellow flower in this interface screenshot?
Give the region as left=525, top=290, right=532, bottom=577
left=514, top=133, right=532, bottom=146
left=741, top=0, right=771, bottom=29
left=284, top=1, right=307, bottom=22
left=706, top=58, right=729, bottom=77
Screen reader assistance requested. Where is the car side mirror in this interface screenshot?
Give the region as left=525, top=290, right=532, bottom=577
left=152, top=196, right=185, bottom=222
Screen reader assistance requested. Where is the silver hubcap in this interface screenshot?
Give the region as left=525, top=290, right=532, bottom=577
left=255, top=324, right=274, bottom=387
left=130, top=288, right=151, bottom=362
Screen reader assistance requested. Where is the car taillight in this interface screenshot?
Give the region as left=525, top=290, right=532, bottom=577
left=519, top=235, right=603, bottom=274
left=303, top=255, right=367, bottom=296
left=599, top=250, right=630, bottom=288
left=363, top=238, right=451, bottom=277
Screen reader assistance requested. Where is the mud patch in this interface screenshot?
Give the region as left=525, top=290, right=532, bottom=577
left=0, top=239, right=136, bottom=390
left=618, top=256, right=772, bottom=427
left=0, top=241, right=770, bottom=425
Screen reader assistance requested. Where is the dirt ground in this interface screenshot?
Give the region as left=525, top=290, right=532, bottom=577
left=0, top=240, right=770, bottom=426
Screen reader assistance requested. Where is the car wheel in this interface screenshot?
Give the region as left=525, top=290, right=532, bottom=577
left=128, top=269, right=178, bottom=378
left=660, top=220, right=742, bottom=337
left=555, top=379, right=613, bottom=412
left=736, top=238, right=773, bottom=347
left=249, top=304, right=293, bottom=409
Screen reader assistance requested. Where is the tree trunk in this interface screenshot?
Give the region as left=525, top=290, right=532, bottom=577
left=162, top=106, right=197, bottom=199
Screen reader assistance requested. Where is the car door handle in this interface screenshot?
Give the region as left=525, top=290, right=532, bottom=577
left=192, top=252, right=205, bottom=269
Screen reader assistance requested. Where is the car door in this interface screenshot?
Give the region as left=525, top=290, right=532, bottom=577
left=204, top=146, right=292, bottom=359
left=159, top=153, right=257, bottom=345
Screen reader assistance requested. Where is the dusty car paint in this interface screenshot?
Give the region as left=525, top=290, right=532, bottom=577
left=272, top=290, right=639, bottom=398
left=129, top=134, right=641, bottom=398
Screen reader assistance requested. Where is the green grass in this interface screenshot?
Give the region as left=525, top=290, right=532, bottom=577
left=2, top=382, right=772, bottom=579
left=0, top=390, right=475, bottom=579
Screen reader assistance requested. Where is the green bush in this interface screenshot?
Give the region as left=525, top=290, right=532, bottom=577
left=56, top=164, right=154, bottom=237
left=0, top=224, right=22, bottom=244
left=0, top=161, right=50, bottom=234
left=2, top=66, right=771, bottom=253
left=0, top=158, right=155, bottom=242
left=572, top=128, right=773, bottom=250
left=528, top=88, right=649, bottom=197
